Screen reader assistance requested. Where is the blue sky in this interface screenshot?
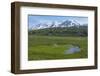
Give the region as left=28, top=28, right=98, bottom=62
left=28, top=15, right=88, bottom=29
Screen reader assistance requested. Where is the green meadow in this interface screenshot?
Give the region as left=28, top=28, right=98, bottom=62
left=28, top=35, right=88, bottom=60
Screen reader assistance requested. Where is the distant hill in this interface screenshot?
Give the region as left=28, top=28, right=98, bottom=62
left=28, top=25, right=88, bottom=37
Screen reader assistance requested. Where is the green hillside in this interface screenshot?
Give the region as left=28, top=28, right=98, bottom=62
left=28, top=26, right=87, bottom=37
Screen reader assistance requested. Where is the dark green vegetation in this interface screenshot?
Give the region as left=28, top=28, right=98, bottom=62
left=29, top=26, right=88, bottom=37
left=28, top=35, right=88, bottom=60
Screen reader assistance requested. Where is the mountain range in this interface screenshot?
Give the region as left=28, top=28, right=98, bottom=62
left=29, top=19, right=87, bottom=30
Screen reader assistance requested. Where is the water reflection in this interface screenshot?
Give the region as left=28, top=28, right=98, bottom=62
left=64, top=45, right=80, bottom=54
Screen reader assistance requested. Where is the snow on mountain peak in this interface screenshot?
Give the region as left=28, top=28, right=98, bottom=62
left=30, top=19, right=84, bottom=30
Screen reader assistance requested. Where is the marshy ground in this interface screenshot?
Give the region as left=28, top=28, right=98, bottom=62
left=28, top=35, right=88, bottom=60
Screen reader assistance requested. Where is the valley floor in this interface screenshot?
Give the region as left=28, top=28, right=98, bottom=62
left=28, top=35, right=88, bottom=60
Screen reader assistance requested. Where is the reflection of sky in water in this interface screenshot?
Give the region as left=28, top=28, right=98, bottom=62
left=64, top=46, right=80, bottom=54
left=28, top=15, right=88, bottom=29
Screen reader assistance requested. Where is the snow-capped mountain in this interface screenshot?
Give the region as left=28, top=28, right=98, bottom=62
left=58, top=20, right=80, bottom=27
left=30, top=20, right=85, bottom=30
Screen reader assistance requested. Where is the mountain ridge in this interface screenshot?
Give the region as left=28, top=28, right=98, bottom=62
left=29, top=19, right=88, bottom=30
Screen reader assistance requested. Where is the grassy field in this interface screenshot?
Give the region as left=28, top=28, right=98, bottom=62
left=28, top=35, right=88, bottom=60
